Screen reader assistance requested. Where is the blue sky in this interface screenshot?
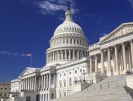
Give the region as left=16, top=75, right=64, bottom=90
left=0, top=0, right=133, bottom=82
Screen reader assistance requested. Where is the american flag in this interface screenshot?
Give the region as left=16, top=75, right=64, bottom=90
left=26, top=53, right=32, bottom=56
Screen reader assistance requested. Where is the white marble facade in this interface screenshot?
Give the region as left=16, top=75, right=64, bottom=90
left=10, top=5, right=133, bottom=101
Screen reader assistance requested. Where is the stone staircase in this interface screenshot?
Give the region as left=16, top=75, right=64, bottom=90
left=51, top=74, right=133, bottom=101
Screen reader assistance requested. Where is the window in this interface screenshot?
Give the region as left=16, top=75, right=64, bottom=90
left=64, top=92, right=66, bottom=96
left=26, top=96, right=31, bottom=101
left=60, top=81, right=62, bottom=87
left=4, top=93, right=6, bottom=96
left=64, top=73, right=65, bottom=76
left=36, top=94, right=40, bottom=101
left=0, top=93, right=2, bottom=96
left=80, top=69, right=82, bottom=72
left=98, top=59, right=100, bottom=63
left=69, top=78, right=72, bottom=86
left=111, top=56, right=112, bottom=60
left=0, top=88, right=2, bottom=90
left=70, top=72, right=71, bottom=74
left=60, top=92, right=62, bottom=98
left=51, top=93, right=54, bottom=99
left=64, top=80, right=66, bottom=87
left=60, top=74, right=61, bottom=77
left=75, top=70, right=77, bottom=73
left=5, top=88, right=7, bottom=90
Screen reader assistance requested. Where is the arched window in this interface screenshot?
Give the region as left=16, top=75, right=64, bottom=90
left=69, top=78, right=72, bottom=86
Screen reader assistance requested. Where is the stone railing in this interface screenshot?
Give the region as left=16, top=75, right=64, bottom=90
left=57, top=57, right=88, bottom=69
left=73, top=80, right=93, bottom=85
left=89, top=43, right=100, bottom=50
left=126, top=70, right=133, bottom=75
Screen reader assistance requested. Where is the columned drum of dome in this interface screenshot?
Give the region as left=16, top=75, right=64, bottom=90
left=46, top=4, right=88, bottom=66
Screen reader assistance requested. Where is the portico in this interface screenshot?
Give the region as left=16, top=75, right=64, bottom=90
left=89, top=23, right=133, bottom=76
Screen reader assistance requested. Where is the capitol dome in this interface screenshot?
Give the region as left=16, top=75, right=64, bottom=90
left=46, top=3, right=88, bottom=66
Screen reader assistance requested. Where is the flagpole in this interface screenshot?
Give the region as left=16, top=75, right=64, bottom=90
left=30, top=53, right=32, bottom=67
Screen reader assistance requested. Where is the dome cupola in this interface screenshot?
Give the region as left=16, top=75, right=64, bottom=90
left=54, top=2, right=84, bottom=35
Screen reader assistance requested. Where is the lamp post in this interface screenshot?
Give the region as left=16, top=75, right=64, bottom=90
left=82, top=70, right=86, bottom=83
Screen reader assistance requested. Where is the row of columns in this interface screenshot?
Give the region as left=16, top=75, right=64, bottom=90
left=51, top=38, right=87, bottom=47
left=47, top=50, right=88, bottom=63
left=20, top=73, right=56, bottom=91
left=89, top=40, right=133, bottom=75
left=21, top=76, right=36, bottom=91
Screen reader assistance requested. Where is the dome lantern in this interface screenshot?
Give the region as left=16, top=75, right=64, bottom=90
left=65, top=2, right=73, bottom=22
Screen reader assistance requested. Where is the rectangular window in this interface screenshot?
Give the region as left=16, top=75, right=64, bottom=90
left=4, top=93, right=6, bottom=96
left=0, top=93, right=2, bottom=96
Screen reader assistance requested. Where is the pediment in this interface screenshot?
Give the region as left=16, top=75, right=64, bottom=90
left=20, top=67, right=36, bottom=77
left=100, top=22, right=133, bottom=43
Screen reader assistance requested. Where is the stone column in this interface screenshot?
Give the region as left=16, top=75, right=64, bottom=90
left=130, top=40, right=133, bottom=69
left=52, top=52, right=54, bottom=61
left=29, top=78, right=30, bottom=90
left=73, top=50, right=75, bottom=60
left=31, top=77, right=32, bottom=90
left=49, top=73, right=51, bottom=88
left=101, top=50, right=104, bottom=73
left=54, top=74, right=56, bottom=88
left=122, top=43, right=127, bottom=73
left=25, top=78, right=27, bottom=90
left=114, top=45, right=119, bottom=75
left=24, top=79, right=26, bottom=90
left=19, top=81, right=21, bottom=91
left=57, top=50, right=59, bottom=61
left=44, top=75, right=45, bottom=89
left=65, top=50, right=67, bottom=60
left=46, top=74, right=48, bottom=89
left=128, top=47, right=132, bottom=70
left=20, top=80, right=22, bottom=91
left=90, top=56, right=92, bottom=73
left=95, top=55, right=98, bottom=73
left=28, top=78, right=29, bottom=90
left=107, top=48, right=111, bottom=76
left=77, top=50, right=79, bottom=59
left=34, top=76, right=36, bottom=91
left=61, top=50, right=63, bottom=60
left=69, top=50, right=71, bottom=60
left=23, top=80, right=24, bottom=90
left=41, top=75, right=43, bottom=90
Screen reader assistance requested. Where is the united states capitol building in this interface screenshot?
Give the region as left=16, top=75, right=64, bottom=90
left=7, top=4, right=133, bottom=101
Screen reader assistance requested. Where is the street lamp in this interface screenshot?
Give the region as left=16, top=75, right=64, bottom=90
left=82, top=70, right=86, bottom=83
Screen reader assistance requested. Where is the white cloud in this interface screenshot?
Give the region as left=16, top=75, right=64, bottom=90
left=0, top=51, right=28, bottom=56
left=0, top=51, right=12, bottom=55
left=36, top=0, right=78, bottom=15
left=20, top=54, right=26, bottom=57
left=101, top=33, right=108, bottom=36
left=127, top=0, right=133, bottom=8
left=13, top=53, right=18, bottom=56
